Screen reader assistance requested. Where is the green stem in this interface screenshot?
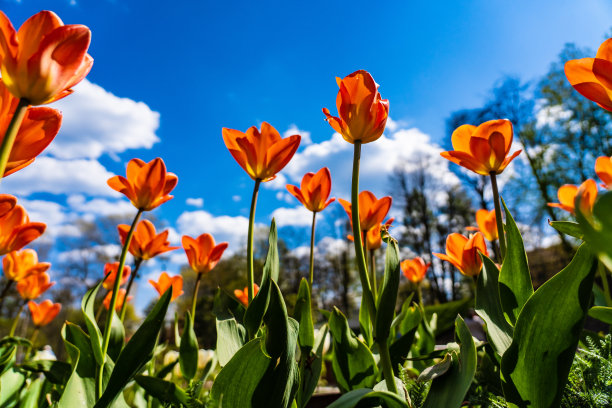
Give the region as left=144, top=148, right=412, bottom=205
left=97, top=209, right=142, bottom=398
left=308, top=211, right=316, bottom=290
left=191, top=273, right=202, bottom=318
left=25, top=328, right=39, bottom=360
left=9, top=302, right=24, bottom=337
left=0, top=99, right=28, bottom=179
left=350, top=142, right=377, bottom=324
left=489, top=173, right=506, bottom=259
left=370, top=248, right=377, bottom=300
left=247, top=179, right=261, bottom=303
left=378, top=338, right=398, bottom=394
left=120, top=258, right=143, bottom=322
left=417, top=282, right=423, bottom=308
left=598, top=262, right=612, bottom=307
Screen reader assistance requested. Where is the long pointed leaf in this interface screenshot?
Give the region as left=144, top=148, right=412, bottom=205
left=81, top=281, right=104, bottom=365
left=179, top=311, right=199, bottom=380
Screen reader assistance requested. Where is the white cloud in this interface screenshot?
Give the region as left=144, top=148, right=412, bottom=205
left=19, top=198, right=79, bottom=240
left=535, top=103, right=572, bottom=130
left=284, top=124, right=312, bottom=145
left=232, top=195, right=242, bottom=202
left=271, top=206, right=314, bottom=228
left=186, top=197, right=204, bottom=208
left=48, top=80, right=160, bottom=160
left=176, top=210, right=251, bottom=253
left=263, top=173, right=287, bottom=190
left=67, top=195, right=135, bottom=217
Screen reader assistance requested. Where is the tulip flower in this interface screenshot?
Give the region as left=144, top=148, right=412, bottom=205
left=149, top=272, right=183, bottom=302
left=0, top=204, right=45, bottom=255
left=286, top=167, right=335, bottom=213
left=118, top=219, right=178, bottom=261
left=234, top=284, right=259, bottom=307
left=107, top=158, right=178, bottom=212
left=101, top=262, right=131, bottom=291
left=434, top=233, right=488, bottom=277
left=103, top=289, right=132, bottom=311
left=401, top=257, right=430, bottom=283
left=0, top=81, right=62, bottom=177
left=338, top=191, right=392, bottom=232
left=548, top=179, right=598, bottom=215
left=0, top=10, right=93, bottom=105
left=28, top=299, right=61, bottom=327
left=0, top=194, right=16, bottom=216
left=222, top=122, right=300, bottom=182
left=348, top=218, right=394, bottom=251
left=595, top=156, right=612, bottom=189
left=16, top=271, right=53, bottom=300
left=3, top=248, right=50, bottom=282
left=564, top=38, right=612, bottom=111
left=474, top=209, right=498, bottom=242
left=182, top=233, right=228, bottom=275
left=441, top=119, right=521, bottom=176
left=323, top=70, right=389, bottom=144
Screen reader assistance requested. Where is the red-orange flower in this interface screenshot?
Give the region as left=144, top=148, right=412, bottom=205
left=338, top=191, right=392, bottom=232
left=348, top=218, right=394, bottom=250
left=564, top=38, right=612, bottom=111
left=0, top=194, right=16, bottom=216
left=595, top=156, right=612, bottom=189
left=401, top=257, right=430, bottom=283
left=28, top=299, right=61, bottom=327
left=434, top=233, right=488, bottom=277
left=234, top=284, right=259, bottom=307
left=222, top=122, right=300, bottom=182
left=3, top=248, right=50, bottom=282
left=103, top=289, right=132, bottom=311
left=441, top=119, right=521, bottom=176
left=286, top=167, right=335, bottom=212
left=0, top=204, right=45, bottom=256
left=16, top=271, right=53, bottom=300
left=548, top=179, right=598, bottom=215
left=118, top=219, right=178, bottom=261
left=0, top=81, right=61, bottom=176
left=473, top=209, right=498, bottom=242
left=149, top=272, right=183, bottom=302
left=323, top=70, right=389, bottom=144
left=0, top=10, right=93, bottom=105
left=107, top=158, right=178, bottom=211
left=182, top=233, right=228, bottom=274
left=102, top=262, right=131, bottom=291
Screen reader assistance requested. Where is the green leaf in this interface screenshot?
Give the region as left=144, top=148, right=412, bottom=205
left=422, top=316, right=477, bottom=408
left=549, top=220, right=583, bottom=239
left=0, top=366, right=26, bottom=407
left=244, top=219, right=278, bottom=338
left=296, top=325, right=328, bottom=408
left=389, top=301, right=421, bottom=373
left=58, top=323, right=96, bottom=407
left=81, top=280, right=105, bottom=366
left=0, top=336, right=32, bottom=348
left=475, top=254, right=514, bottom=357
left=0, top=345, right=15, bottom=376
left=134, top=375, right=188, bottom=406
left=20, top=376, right=44, bottom=408
left=95, top=288, right=172, bottom=408
left=107, top=311, right=125, bottom=362
left=576, top=190, right=612, bottom=270
left=179, top=311, right=199, bottom=380
left=213, top=288, right=246, bottom=366
left=588, top=306, right=612, bottom=324
left=328, top=307, right=378, bottom=392
left=20, top=359, right=72, bottom=385
left=501, top=244, right=597, bottom=408
left=359, top=294, right=373, bottom=347
left=423, top=297, right=472, bottom=336
left=294, top=278, right=314, bottom=351
left=417, top=353, right=452, bottom=382
left=498, top=199, right=533, bottom=325
left=327, top=388, right=409, bottom=408
left=375, top=236, right=400, bottom=342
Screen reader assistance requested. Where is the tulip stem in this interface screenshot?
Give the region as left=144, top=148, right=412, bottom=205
left=191, top=273, right=202, bottom=318
left=9, top=301, right=24, bottom=337
left=489, top=173, right=506, bottom=259
left=308, top=211, right=317, bottom=290
left=369, top=248, right=377, bottom=300
left=379, top=339, right=398, bottom=394
left=120, top=258, right=143, bottom=322
left=97, top=209, right=142, bottom=398
left=351, top=142, right=376, bottom=323
left=0, top=98, right=28, bottom=180
left=417, top=282, right=423, bottom=308
left=247, top=179, right=261, bottom=304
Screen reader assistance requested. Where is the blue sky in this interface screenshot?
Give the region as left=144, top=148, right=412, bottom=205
left=2, top=0, right=612, bottom=308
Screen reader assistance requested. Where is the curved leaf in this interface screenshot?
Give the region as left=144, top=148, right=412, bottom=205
left=179, top=311, right=199, bottom=380
left=294, top=278, right=314, bottom=351
left=213, top=288, right=246, bottom=366
left=81, top=281, right=104, bottom=365
left=549, top=220, right=583, bottom=239
left=588, top=306, right=612, bottom=324
left=135, top=375, right=188, bottom=406
left=327, top=388, right=409, bottom=408
left=375, top=236, right=400, bottom=342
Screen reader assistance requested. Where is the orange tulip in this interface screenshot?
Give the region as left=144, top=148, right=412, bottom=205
left=595, top=156, right=612, bottom=189
left=234, top=284, right=259, bottom=307
left=149, top=272, right=183, bottom=302
left=286, top=167, right=335, bottom=212
left=103, top=289, right=132, bottom=311
left=222, top=122, right=300, bottom=182
left=3, top=248, right=50, bottom=282
left=107, top=158, right=178, bottom=211
left=118, top=219, right=178, bottom=261
left=101, top=262, right=131, bottom=291
left=0, top=194, right=16, bottom=216
left=0, top=81, right=62, bottom=176
left=0, top=11, right=92, bottom=105
left=323, top=70, right=389, bottom=144
left=401, top=257, right=430, bottom=283
left=28, top=299, right=61, bottom=327
left=348, top=218, right=394, bottom=250
left=0, top=204, right=45, bottom=255
left=182, top=233, right=228, bottom=274
left=338, top=191, right=392, bottom=232
left=434, top=232, right=488, bottom=277
left=564, top=38, right=612, bottom=111
left=441, top=119, right=521, bottom=176
left=548, top=179, right=598, bottom=215
left=16, top=271, right=53, bottom=300
left=473, top=209, right=498, bottom=242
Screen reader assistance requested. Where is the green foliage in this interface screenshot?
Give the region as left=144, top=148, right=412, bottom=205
left=375, top=235, right=401, bottom=342
left=179, top=311, right=199, bottom=380
left=212, top=288, right=246, bottom=366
